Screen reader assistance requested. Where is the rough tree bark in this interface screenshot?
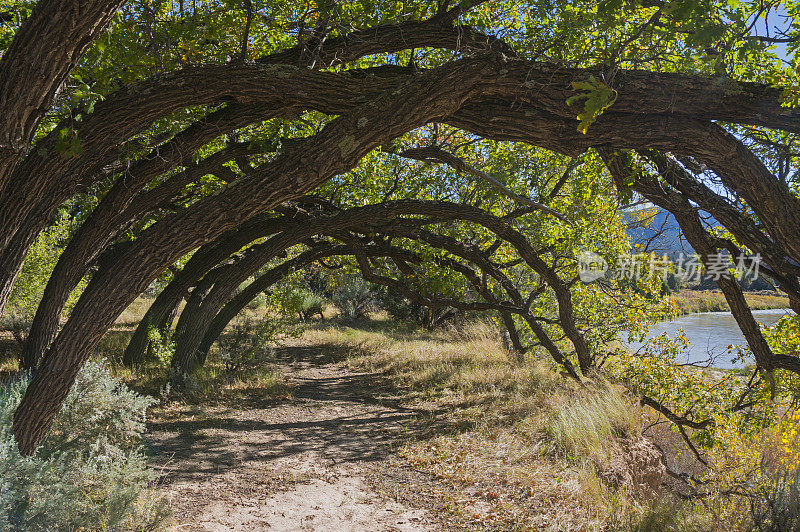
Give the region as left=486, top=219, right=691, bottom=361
left=21, top=139, right=264, bottom=368
left=5, top=5, right=800, bottom=455
left=13, top=57, right=503, bottom=454
left=0, top=0, right=124, bottom=185
left=194, top=246, right=347, bottom=365
left=0, top=66, right=387, bottom=320
left=121, top=214, right=288, bottom=367
left=0, top=0, right=125, bottom=314
left=0, top=14, right=508, bottom=317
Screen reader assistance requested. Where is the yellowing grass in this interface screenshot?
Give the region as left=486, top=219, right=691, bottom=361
left=301, top=320, right=674, bottom=530
left=545, top=383, right=642, bottom=461
left=669, top=290, right=789, bottom=315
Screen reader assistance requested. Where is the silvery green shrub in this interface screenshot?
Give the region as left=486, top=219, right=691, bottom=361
left=0, top=361, right=169, bottom=531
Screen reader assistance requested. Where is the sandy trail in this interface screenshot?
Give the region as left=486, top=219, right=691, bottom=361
left=147, top=344, right=437, bottom=531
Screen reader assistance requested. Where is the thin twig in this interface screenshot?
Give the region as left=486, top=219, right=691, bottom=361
left=399, top=146, right=568, bottom=222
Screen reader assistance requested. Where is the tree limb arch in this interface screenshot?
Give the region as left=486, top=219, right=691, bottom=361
left=0, top=0, right=125, bottom=185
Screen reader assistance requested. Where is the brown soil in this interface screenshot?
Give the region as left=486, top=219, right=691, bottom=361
left=147, top=344, right=443, bottom=531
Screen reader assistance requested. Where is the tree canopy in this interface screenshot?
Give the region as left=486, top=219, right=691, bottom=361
left=0, top=0, right=798, bottom=456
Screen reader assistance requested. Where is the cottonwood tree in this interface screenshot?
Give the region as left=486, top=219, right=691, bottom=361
left=0, top=0, right=126, bottom=309
left=154, top=197, right=655, bottom=382
left=0, top=0, right=797, bottom=454
left=126, top=144, right=649, bottom=377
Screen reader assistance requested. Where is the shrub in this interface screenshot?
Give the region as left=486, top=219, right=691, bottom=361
left=0, top=310, right=30, bottom=347
left=245, top=291, right=268, bottom=310
left=330, top=276, right=374, bottom=321
left=269, top=275, right=325, bottom=321
left=299, top=291, right=325, bottom=321
left=146, top=326, right=174, bottom=370
left=216, top=318, right=277, bottom=372
left=377, top=287, right=420, bottom=321
left=751, top=469, right=800, bottom=532
left=0, top=362, right=169, bottom=531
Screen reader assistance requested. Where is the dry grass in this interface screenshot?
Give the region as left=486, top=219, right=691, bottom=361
left=115, top=296, right=158, bottom=327
left=670, top=290, right=789, bottom=315
left=108, top=349, right=293, bottom=405
left=544, top=383, right=642, bottom=462
left=310, top=321, right=538, bottom=396
left=302, top=318, right=688, bottom=530
left=184, top=363, right=292, bottom=402
left=0, top=338, right=19, bottom=375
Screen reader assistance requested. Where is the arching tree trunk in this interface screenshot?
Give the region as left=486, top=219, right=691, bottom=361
left=169, top=230, right=352, bottom=380
left=0, top=14, right=510, bottom=317
left=122, top=215, right=284, bottom=366
left=0, top=0, right=124, bottom=182
left=21, top=122, right=267, bottom=368
left=602, top=150, right=800, bottom=376
left=195, top=246, right=343, bottom=365
left=13, top=64, right=484, bottom=454
left=0, top=0, right=125, bottom=315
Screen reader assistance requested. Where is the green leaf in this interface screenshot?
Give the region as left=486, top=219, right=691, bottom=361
left=55, top=128, right=82, bottom=159
left=567, top=76, right=618, bottom=134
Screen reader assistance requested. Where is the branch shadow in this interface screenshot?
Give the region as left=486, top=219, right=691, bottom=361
left=147, top=341, right=463, bottom=488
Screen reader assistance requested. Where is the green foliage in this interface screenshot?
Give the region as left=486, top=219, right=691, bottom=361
left=377, top=287, right=422, bottom=322
left=146, top=326, right=174, bottom=370
left=55, top=127, right=82, bottom=158
left=610, top=332, right=774, bottom=445
left=2, top=213, right=84, bottom=349
left=216, top=318, right=277, bottom=372
left=0, top=362, right=169, bottom=531
left=566, top=76, right=618, bottom=134
left=299, top=292, right=325, bottom=321
left=6, top=214, right=74, bottom=320
left=268, top=280, right=326, bottom=324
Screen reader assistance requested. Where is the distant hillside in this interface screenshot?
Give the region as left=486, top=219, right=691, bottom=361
left=624, top=207, right=713, bottom=258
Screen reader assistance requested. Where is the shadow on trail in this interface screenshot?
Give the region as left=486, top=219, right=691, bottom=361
left=147, top=342, right=456, bottom=488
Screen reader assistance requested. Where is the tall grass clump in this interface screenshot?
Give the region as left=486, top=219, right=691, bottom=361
left=0, top=362, right=170, bottom=531
left=751, top=468, right=800, bottom=532
left=546, top=383, right=640, bottom=460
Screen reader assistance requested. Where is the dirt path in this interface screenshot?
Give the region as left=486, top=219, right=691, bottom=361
left=147, top=345, right=439, bottom=531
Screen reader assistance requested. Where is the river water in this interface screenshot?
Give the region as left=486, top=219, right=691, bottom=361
left=625, top=308, right=796, bottom=368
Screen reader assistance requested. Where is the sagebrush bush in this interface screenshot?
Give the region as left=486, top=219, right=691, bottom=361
left=217, top=318, right=276, bottom=372
left=749, top=468, right=800, bottom=532
left=299, top=292, right=325, bottom=321
left=329, top=276, right=375, bottom=321
left=0, top=361, right=170, bottom=531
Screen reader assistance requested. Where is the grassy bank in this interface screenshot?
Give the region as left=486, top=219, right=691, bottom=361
left=304, top=320, right=710, bottom=531
left=5, top=302, right=795, bottom=530
left=669, top=290, right=790, bottom=315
